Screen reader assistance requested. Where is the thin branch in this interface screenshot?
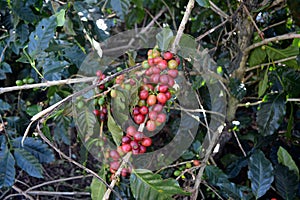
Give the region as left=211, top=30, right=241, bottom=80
left=196, top=19, right=229, bottom=41
left=144, top=9, right=163, bottom=29
left=171, top=0, right=195, bottom=53
left=245, top=56, right=297, bottom=72
left=0, top=77, right=96, bottom=95
left=242, top=3, right=264, bottom=39
left=209, top=1, right=229, bottom=19
left=232, top=130, right=247, bottom=157
left=261, top=20, right=286, bottom=32
left=7, top=185, right=35, bottom=200
left=36, top=123, right=122, bottom=199
left=287, top=98, right=300, bottom=102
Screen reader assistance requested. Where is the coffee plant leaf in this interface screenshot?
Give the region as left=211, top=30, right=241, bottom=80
left=108, top=107, right=123, bottom=146
left=91, top=167, right=106, bottom=200
left=265, top=45, right=299, bottom=69
left=156, top=28, right=174, bottom=51
left=248, top=47, right=267, bottom=67
left=110, top=0, right=130, bottom=21
left=277, top=146, right=299, bottom=178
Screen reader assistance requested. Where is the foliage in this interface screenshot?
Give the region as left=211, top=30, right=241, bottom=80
left=0, top=0, right=300, bottom=199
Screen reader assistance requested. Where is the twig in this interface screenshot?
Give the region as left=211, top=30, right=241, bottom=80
left=245, top=56, right=297, bottom=72
left=232, top=130, right=247, bottom=157
left=171, top=0, right=195, bottom=53
left=36, top=123, right=122, bottom=199
left=202, top=181, right=225, bottom=200
left=261, top=20, right=286, bottom=32
left=7, top=191, right=90, bottom=197
left=287, top=98, right=300, bottom=102
left=196, top=19, right=229, bottom=41
left=155, top=160, right=194, bottom=174
left=25, top=175, right=93, bottom=192
left=7, top=185, right=35, bottom=200
left=209, top=1, right=229, bottom=19
left=103, top=153, right=131, bottom=200
left=144, top=9, right=163, bottom=29
left=0, top=77, right=96, bottom=95
left=238, top=100, right=262, bottom=107
left=242, top=3, right=264, bottom=39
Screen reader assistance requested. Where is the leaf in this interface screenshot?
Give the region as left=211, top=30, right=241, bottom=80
left=274, top=165, right=298, bottom=200
left=12, top=137, right=55, bottom=164
left=16, top=23, right=29, bottom=43
left=107, top=108, right=123, bottom=146
left=14, top=148, right=43, bottom=178
left=75, top=106, right=97, bottom=142
left=26, top=105, right=42, bottom=116
left=130, top=169, right=190, bottom=200
left=0, top=99, right=11, bottom=111
left=156, top=28, right=174, bottom=51
left=248, top=47, right=267, bottom=67
left=55, top=9, right=65, bottom=27
left=0, top=136, right=16, bottom=188
left=277, top=146, right=299, bottom=178
left=91, top=168, right=107, bottom=200
left=266, top=45, right=299, bottom=69
left=256, top=93, right=285, bottom=136
left=281, top=69, right=300, bottom=97
left=195, top=0, right=210, bottom=8
left=248, top=150, right=274, bottom=199
left=258, top=69, right=269, bottom=97
left=28, top=16, right=57, bottom=57
left=110, top=0, right=130, bottom=20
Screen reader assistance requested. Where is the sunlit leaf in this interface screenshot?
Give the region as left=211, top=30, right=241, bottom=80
left=91, top=168, right=107, bottom=200
left=248, top=47, right=267, bottom=67
left=156, top=28, right=174, bottom=51
left=277, top=146, right=299, bottom=178
left=195, top=0, right=210, bottom=8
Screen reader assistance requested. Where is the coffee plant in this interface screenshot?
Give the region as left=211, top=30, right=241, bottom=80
left=0, top=0, right=300, bottom=199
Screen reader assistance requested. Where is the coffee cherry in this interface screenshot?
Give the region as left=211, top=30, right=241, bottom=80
left=165, top=91, right=171, bottom=100
left=167, top=69, right=178, bottom=78
left=141, top=137, right=152, bottom=147
left=153, top=57, right=163, bottom=64
left=96, top=70, right=103, bottom=77
left=148, top=58, right=155, bottom=66
left=150, top=74, right=160, bottom=84
left=126, top=126, right=137, bottom=137
left=99, top=84, right=105, bottom=90
left=130, top=140, right=139, bottom=150
left=27, top=78, right=34, bottom=84
left=139, top=145, right=146, bottom=154
left=132, top=107, right=140, bottom=115
left=121, top=168, right=129, bottom=177
left=186, top=162, right=192, bottom=168
left=168, top=59, right=178, bottom=69
left=157, top=60, right=168, bottom=70
left=152, top=104, right=163, bottom=112
left=122, top=136, right=131, bottom=144
left=157, top=93, right=168, bottom=104
left=156, top=113, right=167, bottom=123
left=132, top=148, right=140, bottom=155
left=193, top=160, right=200, bottom=166
left=175, top=57, right=180, bottom=65
left=159, top=74, right=169, bottom=85
left=16, top=80, right=23, bottom=86
left=147, top=95, right=157, bottom=106
left=148, top=110, right=158, bottom=121
left=139, top=106, right=149, bottom=115
left=111, top=89, right=117, bottom=98
left=152, top=49, right=160, bottom=58
left=145, top=68, right=153, bottom=76
left=163, top=51, right=173, bottom=60
left=173, top=170, right=181, bottom=176
left=93, top=109, right=100, bottom=116
left=147, top=49, right=153, bottom=56
left=146, top=120, right=156, bottom=132
left=142, top=60, right=150, bottom=69
left=158, top=85, right=169, bottom=93
left=152, top=66, right=161, bottom=74
left=98, top=97, right=105, bottom=106
left=77, top=101, right=84, bottom=109
left=139, top=90, right=149, bottom=100
left=168, top=77, right=175, bottom=87
left=133, top=131, right=144, bottom=141
left=121, top=143, right=132, bottom=153
left=99, top=113, right=106, bottom=121
left=102, top=106, right=108, bottom=114
left=134, top=114, right=145, bottom=124
left=109, top=150, right=120, bottom=161
left=110, top=161, right=120, bottom=171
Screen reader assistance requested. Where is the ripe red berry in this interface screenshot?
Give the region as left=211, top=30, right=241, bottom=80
left=148, top=58, right=155, bottom=66
left=132, top=148, right=140, bottom=155
left=139, top=145, right=147, bottom=154
left=157, top=93, right=168, bottom=104
left=109, top=150, right=120, bottom=161
left=193, top=160, right=200, bottom=166
left=139, top=90, right=149, bottom=100
left=134, top=131, right=144, bottom=141
left=175, top=57, right=180, bottom=65
left=159, top=74, right=169, bottom=85
left=168, top=77, right=175, bottom=87
left=145, top=68, right=153, bottom=76
left=121, top=168, right=129, bottom=177
left=122, top=136, right=131, bottom=144
left=126, top=126, right=137, bottom=137
left=167, top=69, right=178, bottom=78
left=132, top=107, right=140, bottom=115
left=146, top=120, right=156, bottom=132
left=158, top=85, right=169, bottom=93
left=93, top=109, right=100, bottom=116
left=165, top=91, right=171, bottom=100
left=152, top=66, right=161, bottom=74
left=99, top=84, right=105, bottom=90
left=96, top=70, right=103, bottom=77
left=157, top=60, right=168, bottom=70
left=99, top=113, right=106, bottom=121
left=101, top=106, right=108, bottom=114
left=134, top=114, right=145, bottom=124
left=150, top=74, right=160, bottom=84
left=156, top=113, right=167, bottom=123
left=153, top=57, right=163, bottom=64
left=141, top=137, right=152, bottom=147
left=139, top=106, right=149, bottom=115
left=147, top=95, right=157, bottom=106
left=130, top=140, right=139, bottom=150
left=110, top=161, right=120, bottom=171
left=121, top=143, right=132, bottom=153
left=152, top=104, right=163, bottom=112
left=163, top=52, right=173, bottom=60
left=148, top=110, right=158, bottom=121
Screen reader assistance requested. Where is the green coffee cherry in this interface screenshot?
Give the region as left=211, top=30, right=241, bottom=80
left=173, top=170, right=181, bottom=176
left=16, top=80, right=23, bottom=86
left=27, top=78, right=35, bottom=84
left=77, top=101, right=84, bottom=109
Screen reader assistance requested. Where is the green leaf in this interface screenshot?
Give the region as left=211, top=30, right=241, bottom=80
left=12, top=137, right=55, bottom=164
left=0, top=136, right=16, bottom=188
left=110, top=0, right=130, bottom=20
left=266, top=45, right=299, bottom=69
left=281, top=69, right=300, bottom=97
left=256, top=93, right=286, bottom=136
left=26, top=105, right=42, bottom=116
left=274, top=165, right=298, bottom=200
left=91, top=168, right=107, bottom=200
left=75, top=106, right=97, bottom=142
left=248, top=150, right=274, bottom=199
left=248, top=47, right=267, bottom=67
left=195, top=0, right=210, bottom=8
left=0, top=99, right=11, bottom=111
left=156, top=28, right=174, bottom=51
left=14, top=148, right=43, bottom=178
left=28, top=16, right=57, bottom=57
left=277, top=146, right=299, bottom=178
left=258, top=69, right=269, bottom=97
left=130, top=169, right=190, bottom=200
left=55, top=9, right=65, bottom=27
left=107, top=108, right=123, bottom=146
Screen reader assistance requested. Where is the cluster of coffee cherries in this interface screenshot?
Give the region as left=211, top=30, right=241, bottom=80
left=132, top=49, right=179, bottom=131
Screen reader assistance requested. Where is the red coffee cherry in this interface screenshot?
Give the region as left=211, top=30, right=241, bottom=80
left=146, top=120, right=156, bottom=132
left=126, top=126, right=137, bottom=137
left=139, top=90, right=149, bottom=100
left=109, top=150, right=120, bottom=161
left=139, top=106, right=149, bottom=115
left=139, top=145, right=147, bottom=154
left=156, top=113, right=167, bottom=123
left=133, top=131, right=144, bottom=141
left=157, top=93, right=168, bottom=104
left=152, top=104, right=163, bottom=113
left=141, top=137, right=152, bottom=147
left=110, top=161, right=120, bottom=171
left=122, top=136, right=131, bottom=144
left=163, top=51, right=173, bottom=60
left=167, top=69, right=178, bottom=78
left=158, top=85, right=169, bottom=93
left=134, top=114, right=145, bottom=124
left=149, top=110, right=158, bottom=121
left=147, top=95, right=157, bottom=106
left=121, top=143, right=132, bottom=153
